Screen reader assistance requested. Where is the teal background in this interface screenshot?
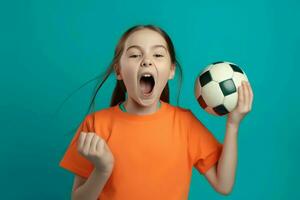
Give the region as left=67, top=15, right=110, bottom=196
left=1, top=0, right=299, bottom=199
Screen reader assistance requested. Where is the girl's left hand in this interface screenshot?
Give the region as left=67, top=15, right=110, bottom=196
left=227, top=81, right=254, bottom=126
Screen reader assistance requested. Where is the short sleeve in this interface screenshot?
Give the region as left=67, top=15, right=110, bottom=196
left=187, top=111, right=223, bottom=175
left=59, top=114, right=95, bottom=178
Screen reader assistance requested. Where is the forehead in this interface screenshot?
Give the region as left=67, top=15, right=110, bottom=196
left=124, top=29, right=167, bottom=49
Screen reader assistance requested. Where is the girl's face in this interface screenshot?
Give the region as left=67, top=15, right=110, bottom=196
left=117, top=29, right=175, bottom=107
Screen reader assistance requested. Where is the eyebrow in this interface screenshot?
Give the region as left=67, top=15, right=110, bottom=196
left=126, top=45, right=167, bottom=52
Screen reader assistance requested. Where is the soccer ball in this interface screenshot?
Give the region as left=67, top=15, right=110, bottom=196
left=194, top=61, right=249, bottom=116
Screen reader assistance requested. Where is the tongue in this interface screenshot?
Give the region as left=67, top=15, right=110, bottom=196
left=140, top=79, right=152, bottom=94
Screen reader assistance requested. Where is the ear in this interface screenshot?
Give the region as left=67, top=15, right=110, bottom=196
left=168, top=63, right=176, bottom=80
left=114, top=64, right=122, bottom=80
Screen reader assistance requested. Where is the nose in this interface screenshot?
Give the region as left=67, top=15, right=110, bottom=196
left=140, top=58, right=153, bottom=67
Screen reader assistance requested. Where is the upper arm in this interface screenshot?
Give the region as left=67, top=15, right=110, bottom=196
left=72, top=174, right=87, bottom=192
left=204, top=163, right=230, bottom=195
left=204, top=164, right=219, bottom=191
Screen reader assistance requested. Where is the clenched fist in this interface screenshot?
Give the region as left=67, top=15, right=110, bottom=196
left=77, top=132, right=115, bottom=174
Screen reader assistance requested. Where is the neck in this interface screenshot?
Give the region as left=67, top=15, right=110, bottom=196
left=123, top=97, right=160, bottom=115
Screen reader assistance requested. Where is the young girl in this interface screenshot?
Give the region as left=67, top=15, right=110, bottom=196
left=59, top=24, right=253, bottom=200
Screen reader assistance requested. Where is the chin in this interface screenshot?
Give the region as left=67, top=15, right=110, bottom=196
left=137, top=98, right=155, bottom=107
left=136, top=95, right=158, bottom=107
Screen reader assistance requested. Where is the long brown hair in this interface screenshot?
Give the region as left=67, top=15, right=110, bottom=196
left=56, top=24, right=183, bottom=135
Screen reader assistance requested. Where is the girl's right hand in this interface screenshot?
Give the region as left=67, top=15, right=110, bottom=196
left=77, top=132, right=115, bottom=174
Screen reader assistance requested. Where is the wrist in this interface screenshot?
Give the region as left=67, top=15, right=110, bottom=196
left=94, top=166, right=113, bottom=176
left=226, top=121, right=239, bottom=129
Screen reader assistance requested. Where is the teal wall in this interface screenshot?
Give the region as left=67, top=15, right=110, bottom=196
left=1, top=0, right=299, bottom=199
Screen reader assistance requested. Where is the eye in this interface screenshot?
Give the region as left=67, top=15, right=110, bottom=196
left=129, top=54, right=141, bottom=58
left=154, top=54, right=163, bottom=57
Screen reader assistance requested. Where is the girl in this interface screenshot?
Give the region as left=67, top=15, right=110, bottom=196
left=59, top=24, right=253, bottom=200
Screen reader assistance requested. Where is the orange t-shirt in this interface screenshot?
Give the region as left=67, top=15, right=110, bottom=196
left=59, top=100, right=223, bottom=200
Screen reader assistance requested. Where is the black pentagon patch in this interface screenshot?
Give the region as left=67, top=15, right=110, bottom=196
left=213, top=104, right=229, bottom=116
left=197, top=95, right=207, bottom=109
left=219, top=79, right=236, bottom=96
left=212, top=61, right=224, bottom=65
left=199, top=71, right=212, bottom=87
left=229, top=64, right=244, bottom=74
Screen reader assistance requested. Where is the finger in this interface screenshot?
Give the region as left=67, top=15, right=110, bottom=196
left=103, top=139, right=110, bottom=151
left=90, top=134, right=99, bottom=152
left=96, top=138, right=105, bottom=154
left=243, top=81, right=249, bottom=109
left=238, top=83, right=244, bottom=107
left=77, top=132, right=86, bottom=150
left=248, top=82, right=253, bottom=109
left=83, top=132, right=94, bottom=154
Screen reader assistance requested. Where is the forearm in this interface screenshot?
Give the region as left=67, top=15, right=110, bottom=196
left=72, top=168, right=112, bottom=200
left=216, top=122, right=239, bottom=193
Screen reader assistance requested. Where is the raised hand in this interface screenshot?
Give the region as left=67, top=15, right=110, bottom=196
left=77, top=132, right=115, bottom=174
left=227, top=81, right=254, bottom=125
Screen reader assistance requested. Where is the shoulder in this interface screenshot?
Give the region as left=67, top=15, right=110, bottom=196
left=166, top=103, right=207, bottom=128
left=82, top=105, right=117, bottom=126
left=164, top=102, right=192, bottom=119
left=92, top=106, right=115, bottom=118
left=81, top=106, right=117, bottom=140
left=168, top=102, right=191, bottom=113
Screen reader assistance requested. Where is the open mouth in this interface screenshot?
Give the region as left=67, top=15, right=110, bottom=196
left=139, top=74, right=155, bottom=96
